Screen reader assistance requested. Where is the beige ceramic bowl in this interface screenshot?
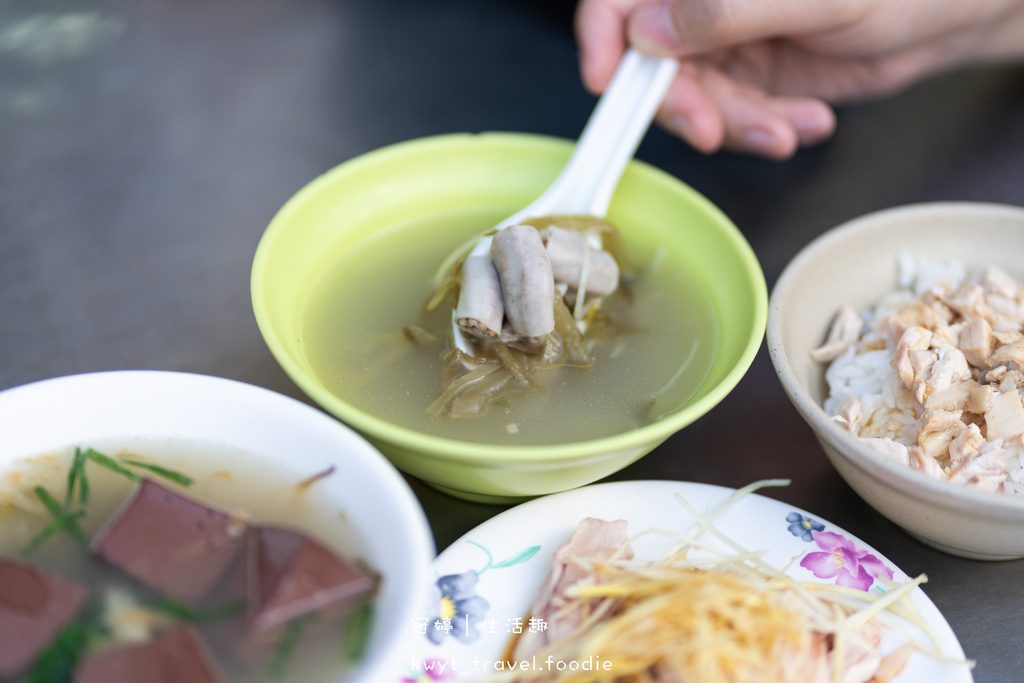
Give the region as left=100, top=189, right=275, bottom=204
left=768, top=201, right=1024, bottom=560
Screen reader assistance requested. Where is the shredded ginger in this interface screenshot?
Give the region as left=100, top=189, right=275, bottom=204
left=489, top=480, right=968, bottom=683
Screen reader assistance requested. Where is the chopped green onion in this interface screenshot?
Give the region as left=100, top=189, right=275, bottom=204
left=25, top=446, right=197, bottom=556
left=21, top=603, right=103, bottom=683
left=20, top=618, right=94, bottom=683
left=83, top=448, right=140, bottom=482
left=341, top=600, right=374, bottom=662
left=271, top=615, right=314, bottom=677
left=120, top=459, right=194, bottom=487
left=20, top=510, right=86, bottom=557
left=64, top=447, right=89, bottom=508
left=157, top=598, right=246, bottom=623
left=82, top=447, right=193, bottom=486
left=29, top=486, right=87, bottom=547
left=34, top=485, right=64, bottom=518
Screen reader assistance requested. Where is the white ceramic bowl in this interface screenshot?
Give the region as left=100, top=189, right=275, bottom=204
left=768, top=201, right=1024, bottom=560
left=0, top=370, right=436, bottom=681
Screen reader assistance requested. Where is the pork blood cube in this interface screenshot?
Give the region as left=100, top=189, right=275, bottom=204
left=75, top=625, right=223, bottom=683
left=0, top=557, right=89, bottom=678
left=247, top=525, right=377, bottom=633
left=91, top=478, right=247, bottom=604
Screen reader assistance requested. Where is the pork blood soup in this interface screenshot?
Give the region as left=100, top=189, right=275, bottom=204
left=0, top=439, right=377, bottom=682
left=304, top=208, right=718, bottom=446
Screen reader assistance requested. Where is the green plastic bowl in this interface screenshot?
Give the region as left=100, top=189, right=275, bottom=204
left=252, top=133, right=766, bottom=503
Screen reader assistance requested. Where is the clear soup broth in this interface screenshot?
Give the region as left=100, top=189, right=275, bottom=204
left=303, top=208, right=718, bottom=446
left=0, top=439, right=372, bottom=682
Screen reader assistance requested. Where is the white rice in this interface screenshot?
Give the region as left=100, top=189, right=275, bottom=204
left=822, top=252, right=1024, bottom=497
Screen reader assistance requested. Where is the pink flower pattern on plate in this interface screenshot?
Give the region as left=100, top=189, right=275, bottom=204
left=799, top=530, right=894, bottom=591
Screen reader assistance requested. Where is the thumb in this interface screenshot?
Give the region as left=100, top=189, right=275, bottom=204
left=627, top=0, right=857, bottom=57
left=627, top=1, right=685, bottom=56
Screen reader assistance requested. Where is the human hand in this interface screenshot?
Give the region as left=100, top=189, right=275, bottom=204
left=576, top=0, right=1024, bottom=159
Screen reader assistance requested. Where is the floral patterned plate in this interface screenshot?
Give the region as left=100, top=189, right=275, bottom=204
left=396, top=480, right=973, bottom=682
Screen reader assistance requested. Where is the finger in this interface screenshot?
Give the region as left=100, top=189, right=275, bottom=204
left=709, top=75, right=799, bottom=159
left=699, top=65, right=834, bottom=159
left=653, top=64, right=726, bottom=154
left=627, top=0, right=865, bottom=57
left=575, top=0, right=647, bottom=93
left=771, top=97, right=836, bottom=146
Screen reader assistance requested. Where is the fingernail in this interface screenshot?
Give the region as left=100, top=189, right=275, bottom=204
left=793, top=111, right=835, bottom=144
left=669, top=116, right=718, bottom=154
left=630, top=2, right=682, bottom=54
left=670, top=115, right=696, bottom=141
left=743, top=128, right=782, bottom=156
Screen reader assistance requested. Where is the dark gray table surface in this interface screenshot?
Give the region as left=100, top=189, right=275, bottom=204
left=2, top=0, right=1022, bottom=680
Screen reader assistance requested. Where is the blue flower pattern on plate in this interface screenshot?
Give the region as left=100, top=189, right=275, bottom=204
left=786, top=511, right=825, bottom=542
left=424, top=541, right=540, bottom=646
left=427, top=570, right=490, bottom=644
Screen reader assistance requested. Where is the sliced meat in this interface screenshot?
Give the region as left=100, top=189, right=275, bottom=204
left=979, top=265, right=1022, bottom=301
left=811, top=305, right=863, bottom=362
left=984, top=390, right=1024, bottom=442
left=860, top=438, right=910, bottom=467
left=891, top=327, right=933, bottom=390
left=75, top=625, right=223, bottom=683
left=91, top=478, right=248, bottom=605
left=948, top=423, right=985, bottom=469
left=942, top=282, right=987, bottom=320
left=988, top=339, right=1024, bottom=368
left=947, top=440, right=1007, bottom=492
left=924, top=379, right=977, bottom=413
left=511, top=517, right=632, bottom=660
left=0, top=558, right=89, bottom=678
left=908, top=446, right=944, bottom=479
left=247, top=525, right=377, bottom=633
left=967, top=383, right=994, bottom=414
left=958, top=319, right=991, bottom=368
left=917, top=408, right=964, bottom=459
left=835, top=395, right=862, bottom=432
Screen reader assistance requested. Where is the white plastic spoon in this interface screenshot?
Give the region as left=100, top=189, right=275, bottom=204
left=449, top=48, right=679, bottom=352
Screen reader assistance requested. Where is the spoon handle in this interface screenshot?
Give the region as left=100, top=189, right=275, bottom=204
left=501, top=49, right=679, bottom=225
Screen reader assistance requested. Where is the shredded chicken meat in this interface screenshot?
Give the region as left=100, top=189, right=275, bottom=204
left=814, top=259, right=1024, bottom=494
